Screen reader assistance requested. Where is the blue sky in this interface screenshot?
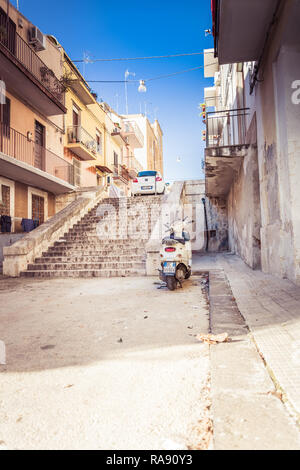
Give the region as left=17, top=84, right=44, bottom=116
left=11, top=0, right=214, bottom=181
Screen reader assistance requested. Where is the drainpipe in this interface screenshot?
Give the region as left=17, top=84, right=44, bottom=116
left=250, top=0, right=283, bottom=94
left=202, top=197, right=209, bottom=252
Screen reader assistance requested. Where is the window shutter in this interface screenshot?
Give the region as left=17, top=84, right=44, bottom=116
left=73, top=158, right=81, bottom=187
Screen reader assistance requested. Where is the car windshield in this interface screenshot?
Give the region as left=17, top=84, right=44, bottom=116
left=138, top=171, right=157, bottom=177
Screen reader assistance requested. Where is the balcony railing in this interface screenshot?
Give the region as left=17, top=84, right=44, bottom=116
left=206, top=108, right=249, bottom=148
left=124, top=155, right=143, bottom=174
left=0, top=123, right=74, bottom=185
left=113, top=164, right=130, bottom=183
left=0, top=25, right=64, bottom=104
left=122, top=120, right=144, bottom=147
left=67, top=126, right=97, bottom=155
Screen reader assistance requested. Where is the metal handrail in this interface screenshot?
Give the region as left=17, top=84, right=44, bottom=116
left=67, top=125, right=98, bottom=154
left=0, top=21, right=64, bottom=104
left=0, top=123, right=74, bottom=185
left=206, top=107, right=250, bottom=148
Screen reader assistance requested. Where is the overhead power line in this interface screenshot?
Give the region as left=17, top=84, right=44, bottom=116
left=86, top=64, right=207, bottom=84
left=72, top=52, right=204, bottom=63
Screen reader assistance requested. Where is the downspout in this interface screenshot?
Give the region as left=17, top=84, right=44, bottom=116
left=250, top=0, right=283, bottom=94
left=202, top=197, right=209, bottom=252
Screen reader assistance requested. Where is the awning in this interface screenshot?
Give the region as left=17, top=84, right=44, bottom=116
left=96, top=165, right=113, bottom=174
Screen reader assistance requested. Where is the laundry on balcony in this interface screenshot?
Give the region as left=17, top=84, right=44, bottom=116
left=0, top=215, right=12, bottom=233
left=21, top=218, right=39, bottom=233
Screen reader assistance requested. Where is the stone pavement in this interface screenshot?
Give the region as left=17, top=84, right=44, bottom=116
left=193, top=252, right=300, bottom=420
left=0, top=275, right=211, bottom=450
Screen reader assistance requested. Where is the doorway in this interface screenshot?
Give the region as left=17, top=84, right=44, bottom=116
left=32, top=194, right=44, bottom=225
left=34, top=120, right=45, bottom=170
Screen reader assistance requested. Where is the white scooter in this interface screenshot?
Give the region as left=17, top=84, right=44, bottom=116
left=158, top=218, right=192, bottom=290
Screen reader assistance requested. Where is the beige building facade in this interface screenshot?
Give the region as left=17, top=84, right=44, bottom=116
left=122, top=114, right=164, bottom=176
left=0, top=0, right=74, bottom=240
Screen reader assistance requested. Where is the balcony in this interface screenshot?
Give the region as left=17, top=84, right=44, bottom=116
left=0, top=27, right=66, bottom=116
left=111, top=127, right=128, bottom=147
left=122, top=120, right=144, bottom=148
left=213, top=0, right=278, bottom=65
left=205, top=108, right=250, bottom=197
left=123, top=155, right=143, bottom=179
left=0, top=123, right=75, bottom=194
left=113, top=164, right=131, bottom=184
left=66, top=126, right=98, bottom=161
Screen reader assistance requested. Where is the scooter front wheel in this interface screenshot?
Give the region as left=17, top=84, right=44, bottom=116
left=166, top=277, right=177, bottom=291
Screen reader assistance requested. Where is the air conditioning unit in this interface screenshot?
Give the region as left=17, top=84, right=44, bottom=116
left=29, top=26, right=46, bottom=51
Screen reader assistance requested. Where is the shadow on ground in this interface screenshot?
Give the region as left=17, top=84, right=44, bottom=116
left=0, top=275, right=209, bottom=373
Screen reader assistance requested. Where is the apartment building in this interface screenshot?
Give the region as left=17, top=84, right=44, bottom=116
left=59, top=46, right=108, bottom=189
left=122, top=114, right=164, bottom=176
left=0, top=0, right=74, bottom=239
left=0, top=0, right=163, bottom=255
left=204, top=0, right=300, bottom=285
left=101, top=103, right=144, bottom=196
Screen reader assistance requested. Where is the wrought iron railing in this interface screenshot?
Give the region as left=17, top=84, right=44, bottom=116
left=67, top=125, right=98, bottom=155
left=0, top=123, right=74, bottom=185
left=122, top=120, right=144, bottom=147
left=113, top=164, right=130, bottom=183
left=0, top=23, right=64, bottom=105
left=206, top=108, right=249, bottom=148
left=124, top=155, right=143, bottom=174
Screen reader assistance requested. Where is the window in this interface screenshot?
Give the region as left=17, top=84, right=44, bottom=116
left=72, top=104, right=80, bottom=126
left=0, top=97, right=10, bottom=137
left=96, top=131, right=102, bottom=154
left=138, top=171, right=157, bottom=177
left=114, top=152, right=118, bottom=166
left=0, top=7, right=16, bottom=54
left=0, top=185, right=10, bottom=216
left=73, top=158, right=81, bottom=187
left=32, top=194, right=44, bottom=224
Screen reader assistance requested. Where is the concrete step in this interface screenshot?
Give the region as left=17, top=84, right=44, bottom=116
left=27, top=261, right=145, bottom=270
left=61, top=233, right=151, bottom=244
left=53, top=241, right=147, bottom=248
left=21, top=268, right=146, bottom=278
left=44, top=248, right=145, bottom=256
left=35, top=255, right=144, bottom=263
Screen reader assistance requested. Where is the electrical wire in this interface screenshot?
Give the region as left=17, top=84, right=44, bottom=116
left=86, top=64, right=209, bottom=84
left=72, top=52, right=204, bottom=63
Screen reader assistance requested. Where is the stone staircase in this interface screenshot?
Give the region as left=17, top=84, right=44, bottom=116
left=21, top=195, right=163, bottom=278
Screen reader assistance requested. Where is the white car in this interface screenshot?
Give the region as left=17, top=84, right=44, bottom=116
left=132, top=171, right=165, bottom=196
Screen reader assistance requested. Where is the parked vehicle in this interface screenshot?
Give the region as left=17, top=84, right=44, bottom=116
left=132, top=171, right=165, bottom=196
left=158, top=218, right=192, bottom=290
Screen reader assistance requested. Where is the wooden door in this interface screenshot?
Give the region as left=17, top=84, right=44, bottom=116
left=32, top=194, right=44, bottom=224
left=1, top=185, right=10, bottom=216
left=0, top=7, right=16, bottom=54
left=34, top=121, right=45, bottom=170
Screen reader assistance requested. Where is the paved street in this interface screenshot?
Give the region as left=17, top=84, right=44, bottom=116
left=0, top=275, right=211, bottom=450
left=194, top=253, right=300, bottom=449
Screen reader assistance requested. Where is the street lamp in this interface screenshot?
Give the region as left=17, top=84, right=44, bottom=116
left=125, top=69, right=135, bottom=115
left=138, top=80, right=147, bottom=93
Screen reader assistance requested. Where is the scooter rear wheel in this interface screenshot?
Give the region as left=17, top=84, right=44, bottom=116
left=166, top=277, right=177, bottom=291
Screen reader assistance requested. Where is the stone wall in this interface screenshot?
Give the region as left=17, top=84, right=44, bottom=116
left=227, top=115, right=261, bottom=269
